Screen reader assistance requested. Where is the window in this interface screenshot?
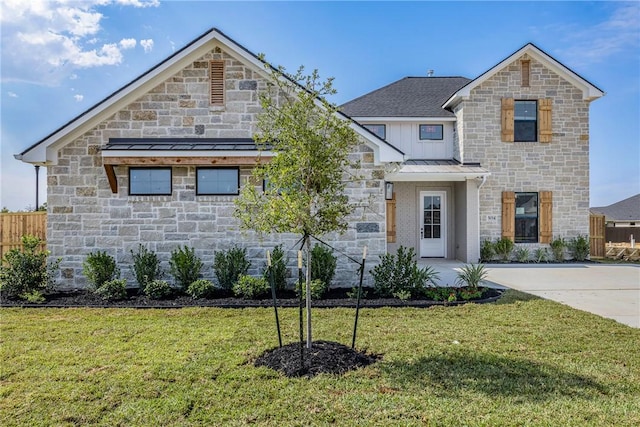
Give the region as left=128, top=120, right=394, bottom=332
left=196, top=167, right=239, bottom=195
left=364, top=124, right=386, bottom=139
left=514, top=100, right=537, bottom=142
left=501, top=98, right=552, bottom=143
left=129, top=168, right=172, bottom=195
left=515, top=192, right=538, bottom=243
left=502, top=191, right=552, bottom=244
left=419, top=124, right=443, bottom=140
left=209, top=60, right=225, bottom=106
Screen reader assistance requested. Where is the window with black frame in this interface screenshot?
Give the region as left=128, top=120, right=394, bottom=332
left=514, top=100, right=537, bottom=142
left=515, top=192, right=538, bottom=242
left=196, top=167, right=239, bottom=195
left=129, top=168, right=172, bottom=195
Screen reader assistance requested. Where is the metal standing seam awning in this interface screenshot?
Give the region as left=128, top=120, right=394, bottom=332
left=385, top=159, right=490, bottom=182
left=101, top=138, right=272, bottom=193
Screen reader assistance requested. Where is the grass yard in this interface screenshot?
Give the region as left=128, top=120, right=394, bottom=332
left=1, top=291, right=639, bottom=426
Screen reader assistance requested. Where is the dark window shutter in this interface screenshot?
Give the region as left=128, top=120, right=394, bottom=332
left=501, top=98, right=514, bottom=142
left=502, top=191, right=515, bottom=241
left=209, top=60, right=225, bottom=106
left=539, top=191, right=553, bottom=243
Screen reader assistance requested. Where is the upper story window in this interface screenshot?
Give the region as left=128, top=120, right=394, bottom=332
left=129, top=168, right=172, bottom=195
left=209, top=60, right=225, bottom=106
left=514, top=100, right=537, bottom=142
left=419, top=124, right=443, bottom=140
left=364, top=124, right=386, bottom=140
left=196, top=167, right=239, bottom=195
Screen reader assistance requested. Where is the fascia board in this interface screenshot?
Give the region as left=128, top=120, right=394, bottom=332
left=101, top=150, right=273, bottom=158
left=387, top=171, right=490, bottom=182
left=351, top=117, right=457, bottom=122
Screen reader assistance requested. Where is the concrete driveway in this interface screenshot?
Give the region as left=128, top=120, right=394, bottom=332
left=484, top=263, right=640, bottom=328
left=424, top=260, right=640, bottom=328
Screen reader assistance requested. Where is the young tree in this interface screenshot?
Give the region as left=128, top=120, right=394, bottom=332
left=234, top=62, right=361, bottom=348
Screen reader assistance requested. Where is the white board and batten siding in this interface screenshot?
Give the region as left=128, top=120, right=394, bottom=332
left=363, top=121, right=455, bottom=160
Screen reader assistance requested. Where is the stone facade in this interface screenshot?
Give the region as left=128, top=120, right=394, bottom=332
left=456, top=55, right=591, bottom=244
left=47, top=48, right=387, bottom=289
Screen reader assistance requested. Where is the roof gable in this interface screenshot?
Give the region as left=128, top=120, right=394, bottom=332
left=443, top=43, right=604, bottom=109
left=340, top=77, right=471, bottom=118
left=18, top=28, right=403, bottom=165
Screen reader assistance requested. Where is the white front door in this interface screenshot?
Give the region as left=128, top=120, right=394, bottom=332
left=419, top=191, right=446, bottom=257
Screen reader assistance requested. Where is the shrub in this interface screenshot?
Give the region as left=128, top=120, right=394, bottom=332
left=214, top=246, right=250, bottom=290
left=264, top=245, right=287, bottom=291
left=95, top=279, right=128, bottom=301
left=534, top=247, right=548, bottom=263
left=370, top=246, right=440, bottom=299
left=20, top=290, right=46, bottom=304
left=569, top=235, right=590, bottom=261
left=494, top=238, right=514, bottom=262
left=458, top=287, right=483, bottom=301
left=311, top=244, right=337, bottom=289
left=186, top=279, right=216, bottom=299
left=455, top=263, right=488, bottom=291
left=514, top=246, right=530, bottom=263
left=233, top=275, right=269, bottom=299
left=423, top=286, right=455, bottom=302
left=296, top=278, right=328, bottom=300
left=346, top=286, right=368, bottom=299
left=131, top=244, right=162, bottom=291
left=0, top=235, right=59, bottom=299
left=480, top=239, right=495, bottom=262
left=169, top=246, right=203, bottom=290
left=550, top=237, right=566, bottom=262
left=83, top=251, right=119, bottom=290
left=144, top=279, right=172, bottom=299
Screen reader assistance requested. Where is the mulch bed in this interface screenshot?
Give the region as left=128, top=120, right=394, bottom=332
left=254, top=340, right=380, bottom=378
left=0, top=287, right=503, bottom=308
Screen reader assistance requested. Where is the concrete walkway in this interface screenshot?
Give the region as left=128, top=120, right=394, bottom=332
left=420, top=260, right=640, bottom=328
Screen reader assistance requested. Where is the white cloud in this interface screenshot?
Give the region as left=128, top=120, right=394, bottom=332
left=8, top=92, right=18, bottom=98
left=119, top=38, right=137, bottom=50
left=70, top=74, right=78, bottom=80
left=140, top=39, right=154, bottom=53
left=74, top=94, right=84, bottom=102
left=0, top=0, right=159, bottom=85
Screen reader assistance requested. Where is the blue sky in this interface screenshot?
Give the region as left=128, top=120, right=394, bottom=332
left=1, top=0, right=638, bottom=211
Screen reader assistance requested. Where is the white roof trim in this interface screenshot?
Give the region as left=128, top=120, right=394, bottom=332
left=351, top=117, right=457, bottom=122
left=386, top=163, right=490, bottom=182
left=443, top=43, right=604, bottom=109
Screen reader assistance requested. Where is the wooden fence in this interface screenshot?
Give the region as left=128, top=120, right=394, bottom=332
left=605, top=226, right=640, bottom=244
left=589, top=213, right=605, bottom=259
left=0, top=212, right=47, bottom=258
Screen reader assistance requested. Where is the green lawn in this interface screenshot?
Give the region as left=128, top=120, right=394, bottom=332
left=1, top=291, right=639, bottom=426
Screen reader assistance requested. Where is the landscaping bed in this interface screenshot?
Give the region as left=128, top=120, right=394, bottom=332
left=0, top=286, right=503, bottom=308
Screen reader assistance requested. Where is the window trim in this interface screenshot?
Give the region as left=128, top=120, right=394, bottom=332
left=513, top=100, right=537, bottom=142
left=514, top=192, right=539, bottom=243
left=363, top=124, right=386, bottom=140
left=196, top=167, right=240, bottom=196
left=419, top=124, right=444, bottom=141
left=128, top=167, right=172, bottom=196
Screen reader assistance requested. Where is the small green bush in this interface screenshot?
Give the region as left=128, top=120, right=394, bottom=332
left=311, top=244, right=337, bottom=290
left=169, top=246, right=203, bottom=290
left=569, top=235, right=590, bottom=261
left=458, top=287, right=483, bottom=301
left=95, top=279, right=128, bottom=301
left=514, top=246, right=530, bottom=263
left=264, top=245, right=287, bottom=291
left=370, top=246, right=440, bottom=299
left=233, top=275, right=269, bottom=299
left=0, top=235, right=59, bottom=299
left=187, top=279, right=216, bottom=299
left=144, top=279, right=172, bottom=299
left=20, top=290, right=46, bottom=304
left=455, top=263, right=488, bottom=291
left=83, top=251, right=119, bottom=290
left=214, top=246, right=250, bottom=290
left=423, top=286, right=455, bottom=302
left=550, top=237, right=566, bottom=262
left=534, top=247, right=548, bottom=263
left=131, top=244, right=162, bottom=291
left=494, top=238, right=514, bottom=262
left=480, top=239, right=495, bottom=262
left=346, top=286, right=368, bottom=299
left=296, top=279, right=328, bottom=300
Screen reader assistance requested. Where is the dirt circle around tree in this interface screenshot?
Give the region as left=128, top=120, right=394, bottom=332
left=254, top=340, right=380, bottom=378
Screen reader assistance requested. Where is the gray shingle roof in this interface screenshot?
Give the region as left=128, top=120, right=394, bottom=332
left=340, top=77, right=471, bottom=118
left=590, top=194, right=640, bottom=221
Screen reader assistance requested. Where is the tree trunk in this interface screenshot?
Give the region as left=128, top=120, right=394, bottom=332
left=305, top=236, right=312, bottom=349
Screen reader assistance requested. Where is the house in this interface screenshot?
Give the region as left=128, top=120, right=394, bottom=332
left=15, top=29, right=603, bottom=289
left=590, top=194, right=640, bottom=228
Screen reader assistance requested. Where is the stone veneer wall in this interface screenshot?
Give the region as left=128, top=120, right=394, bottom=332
left=456, top=54, right=591, bottom=243
left=46, top=48, right=387, bottom=289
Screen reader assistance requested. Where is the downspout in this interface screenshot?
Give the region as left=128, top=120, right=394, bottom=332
left=35, top=165, right=40, bottom=210
left=476, top=175, right=488, bottom=262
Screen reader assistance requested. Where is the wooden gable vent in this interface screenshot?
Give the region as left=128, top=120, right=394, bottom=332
left=209, top=60, right=225, bottom=106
